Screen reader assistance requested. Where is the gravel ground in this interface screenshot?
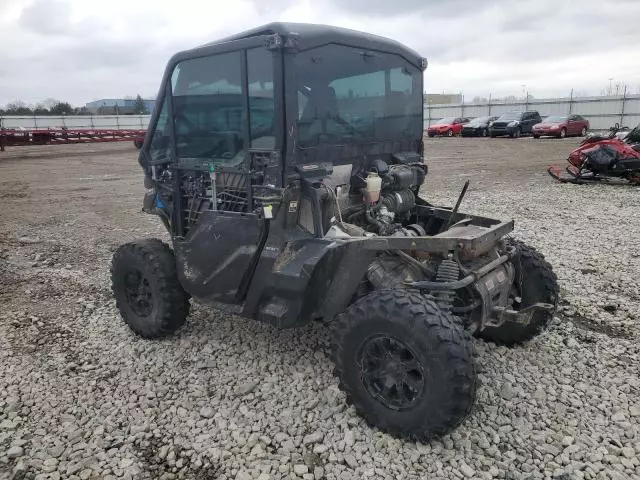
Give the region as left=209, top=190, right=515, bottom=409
left=0, top=138, right=638, bottom=480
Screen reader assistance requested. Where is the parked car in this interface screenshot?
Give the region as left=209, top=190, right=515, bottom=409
left=461, top=116, right=498, bottom=137
left=426, top=117, right=470, bottom=137
left=489, top=111, right=542, bottom=138
left=532, top=114, right=589, bottom=138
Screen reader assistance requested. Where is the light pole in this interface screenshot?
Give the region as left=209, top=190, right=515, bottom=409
left=608, top=78, right=613, bottom=96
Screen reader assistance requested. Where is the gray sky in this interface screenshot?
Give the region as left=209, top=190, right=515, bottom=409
left=1, top=0, right=639, bottom=106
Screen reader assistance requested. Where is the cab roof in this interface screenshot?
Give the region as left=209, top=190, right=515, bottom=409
left=196, top=22, right=424, bottom=69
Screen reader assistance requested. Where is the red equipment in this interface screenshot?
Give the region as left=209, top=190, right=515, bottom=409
left=547, top=123, right=640, bottom=185
left=426, top=117, right=470, bottom=137
left=0, top=128, right=146, bottom=151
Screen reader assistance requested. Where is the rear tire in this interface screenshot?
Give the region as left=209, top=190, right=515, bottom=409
left=482, top=128, right=488, bottom=137
left=479, top=240, right=558, bottom=346
left=446, top=129, right=453, bottom=137
left=559, top=128, right=567, bottom=138
left=333, top=290, right=476, bottom=440
left=111, top=239, right=189, bottom=338
left=533, top=134, right=540, bottom=139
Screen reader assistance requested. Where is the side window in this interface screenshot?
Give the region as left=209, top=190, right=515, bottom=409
left=330, top=71, right=385, bottom=98
left=297, top=90, right=308, bottom=120
left=148, top=96, right=170, bottom=164
left=247, top=48, right=275, bottom=149
left=327, top=70, right=385, bottom=135
left=171, top=52, right=245, bottom=166
left=389, top=67, right=414, bottom=119
left=390, top=67, right=412, bottom=95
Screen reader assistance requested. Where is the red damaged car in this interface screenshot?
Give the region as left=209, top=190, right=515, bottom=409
left=533, top=114, right=589, bottom=139
left=426, top=117, right=470, bottom=137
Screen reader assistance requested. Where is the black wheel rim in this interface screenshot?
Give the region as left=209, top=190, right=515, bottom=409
left=358, top=335, right=425, bottom=410
left=123, top=270, right=153, bottom=317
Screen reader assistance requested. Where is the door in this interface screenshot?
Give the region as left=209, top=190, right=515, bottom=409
left=167, top=46, right=279, bottom=303
left=522, top=112, right=535, bottom=133
left=453, top=118, right=467, bottom=134
left=567, top=115, right=582, bottom=135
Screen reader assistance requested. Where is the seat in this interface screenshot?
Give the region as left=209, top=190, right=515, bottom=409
left=298, top=86, right=340, bottom=142
left=300, top=85, right=338, bottom=122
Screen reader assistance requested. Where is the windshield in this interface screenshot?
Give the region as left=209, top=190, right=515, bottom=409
left=433, top=117, right=456, bottom=125
left=294, top=44, right=422, bottom=147
left=468, top=116, right=492, bottom=125
left=169, top=48, right=275, bottom=166
left=497, top=112, right=522, bottom=121
left=542, top=116, right=567, bottom=123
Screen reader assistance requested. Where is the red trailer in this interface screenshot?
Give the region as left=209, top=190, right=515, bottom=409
left=0, top=127, right=146, bottom=151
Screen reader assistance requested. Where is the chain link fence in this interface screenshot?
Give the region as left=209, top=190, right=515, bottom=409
left=425, top=93, right=640, bottom=131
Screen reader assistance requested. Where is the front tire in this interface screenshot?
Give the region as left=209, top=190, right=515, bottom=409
left=333, top=290, right=476, bottom=440
left=111, top=239, right=189, bottom=338
left=559, top=128, right=567, bottom=138
left=479, top=240, right=558, bottom=346
left=446, top=129, right=453, bottom=137
left=580, top=127, right=587, bottom=136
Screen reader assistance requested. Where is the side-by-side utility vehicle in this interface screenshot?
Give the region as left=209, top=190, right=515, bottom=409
left=112, top=23, right=558, bottom=440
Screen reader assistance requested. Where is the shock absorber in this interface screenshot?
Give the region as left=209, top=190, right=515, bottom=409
left=434, top=257, right=459, bottom=312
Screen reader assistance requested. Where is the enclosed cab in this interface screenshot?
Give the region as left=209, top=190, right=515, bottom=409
left=138, top=23, right=430, bottom=320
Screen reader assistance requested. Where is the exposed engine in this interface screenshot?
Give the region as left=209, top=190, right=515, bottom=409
left=327, top=158, right=427, bottom=238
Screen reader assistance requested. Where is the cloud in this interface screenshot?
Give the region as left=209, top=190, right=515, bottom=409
left=19, top=0, right=74, bottom=35
left=326, top=0, right=501, bottom=18
left=1, top=0, right=639, bottom=106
